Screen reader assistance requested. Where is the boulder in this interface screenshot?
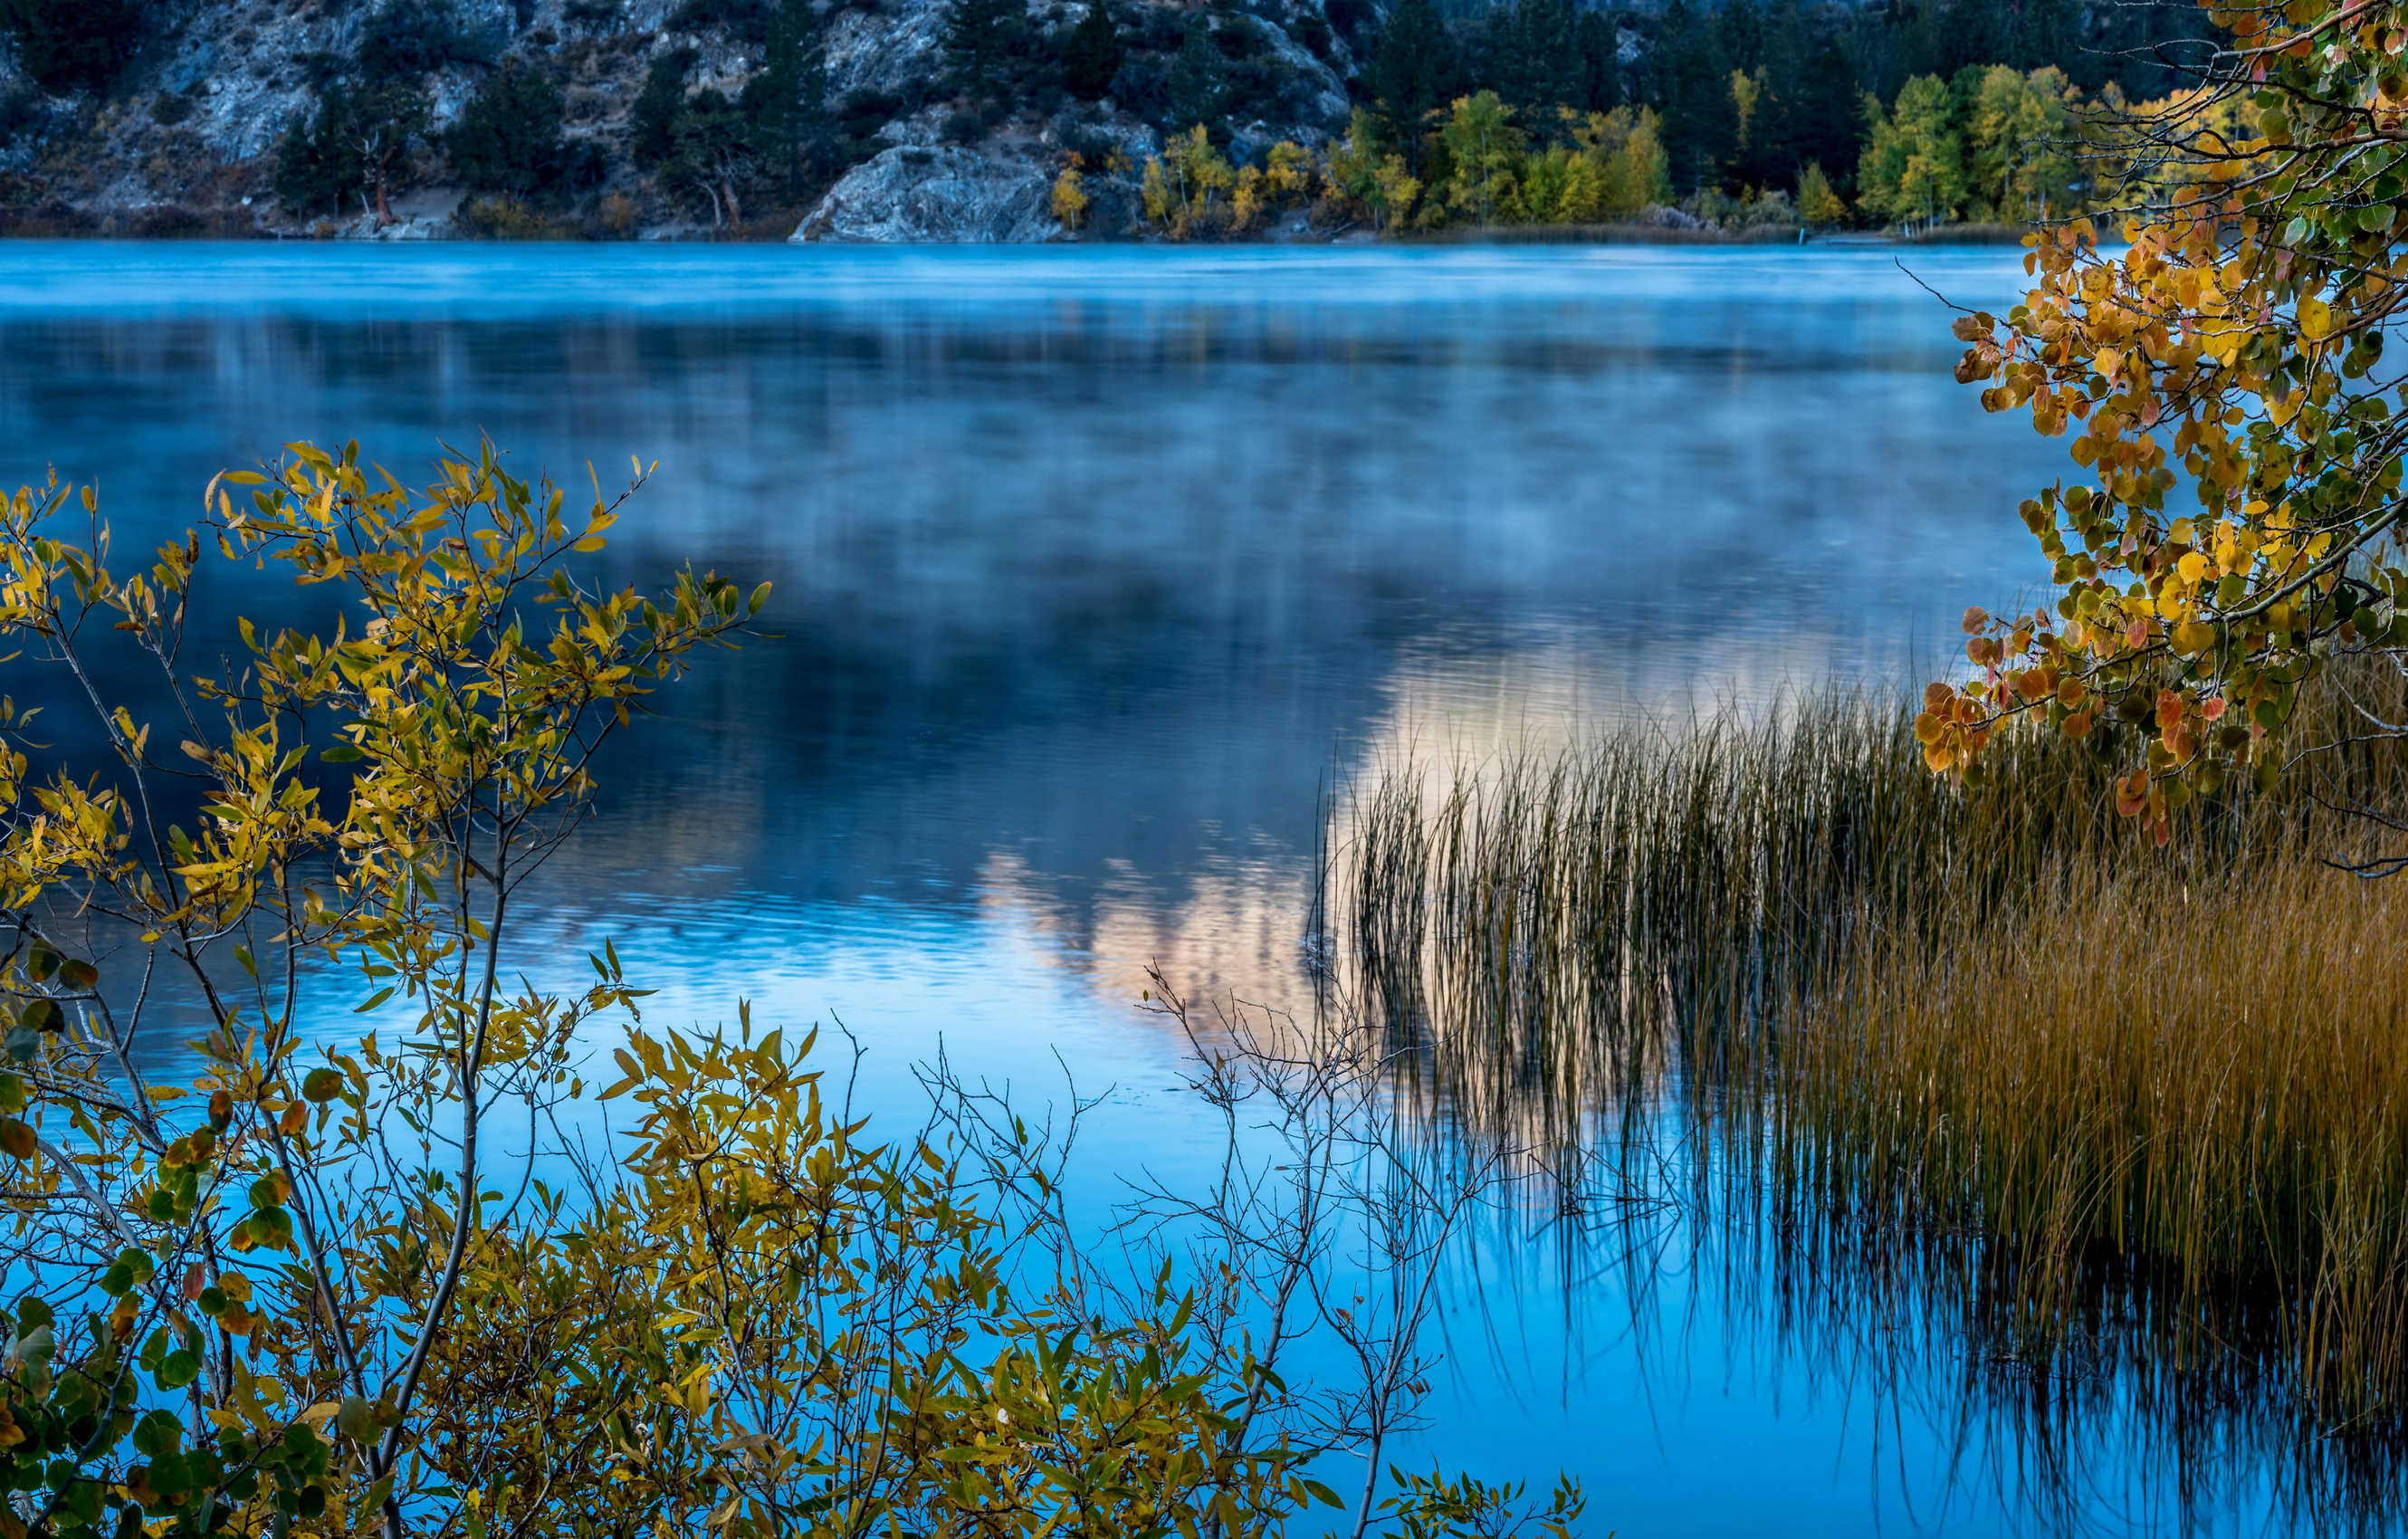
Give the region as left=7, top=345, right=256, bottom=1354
left=793, top=146, right=1061, bottom=244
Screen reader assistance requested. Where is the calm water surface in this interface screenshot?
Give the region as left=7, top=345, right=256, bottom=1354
left=0, top=243, right=2309, bottom=1536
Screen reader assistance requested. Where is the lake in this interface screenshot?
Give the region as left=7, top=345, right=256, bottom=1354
left=0, top=241, right=2321, bottom=1536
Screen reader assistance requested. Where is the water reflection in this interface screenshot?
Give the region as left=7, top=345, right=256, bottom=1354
left=0, top=241, right=2281, bottom=1535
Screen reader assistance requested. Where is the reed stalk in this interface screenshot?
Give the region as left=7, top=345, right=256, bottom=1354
left=1332, top=658, right=2408, bottom=1420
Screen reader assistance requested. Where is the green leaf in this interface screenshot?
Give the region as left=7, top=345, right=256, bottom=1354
left=129, top=1410, right=182, bottom=1459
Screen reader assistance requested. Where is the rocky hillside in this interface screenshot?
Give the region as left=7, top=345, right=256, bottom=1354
left=0, top=0, right=1358, bottom=240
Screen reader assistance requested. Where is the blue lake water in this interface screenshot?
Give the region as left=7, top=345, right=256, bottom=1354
left=0, top=241, right=2317, bottom=1536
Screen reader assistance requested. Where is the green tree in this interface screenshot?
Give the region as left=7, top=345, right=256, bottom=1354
left=1645, top=0, right=1733, bottom=194
left=445, top=61, right=567, bottom=196
left=1963, top=62, right=2076, bottom=222
left=1855, top=73, right=1964, bottom=227
left=669, top=87, right=757, bottom=229
left=273, top=84, right=362, bottom=217
left=630, top=44, right=699, bottom=167
left=351, top=81, right=434, bottom=227
left=1579, top=104, right=1669, bottom=217
left=1059, top=0, right=1123, bottom=102
left=741, top=0, right=827, bottom=193
left=1571, top=10, right=1619, bottom=116
left=1931, top=0, right=2408, bottom=844
left=1325, top=106, right=1421, bottom=231
left=1366, top=0, right=1464, bottom=176
left=1166, top=17, right=1230, bottom=136
left=1794, top=158, right=1846, bottom=225
left=1483, top=0, right=1580, bottom=141
left=0, top=0, right=143, bottom=91
left=1438, top=89, right=1524, bottom=225
left=941, top=0, right=1034, bottom=110
left=357, top=0, right=487, bottom=83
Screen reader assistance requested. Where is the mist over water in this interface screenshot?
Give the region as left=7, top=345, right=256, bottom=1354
left=2, top=241, right=2302, bottom=1535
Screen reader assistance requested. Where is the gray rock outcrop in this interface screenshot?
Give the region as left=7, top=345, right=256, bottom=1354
left=793, top=146, right=1059, bottom=243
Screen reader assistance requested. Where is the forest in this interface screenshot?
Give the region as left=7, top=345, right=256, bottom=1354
left=0, top=0, right=2203, bottom=234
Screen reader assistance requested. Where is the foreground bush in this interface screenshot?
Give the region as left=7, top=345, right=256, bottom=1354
left=0, top=444, right=1577, bottom=1539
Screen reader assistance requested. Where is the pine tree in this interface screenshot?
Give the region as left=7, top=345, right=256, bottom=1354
left=352, top=81, right=432, bottom=225
left=631, top=46, right=699, bottom=167
left=1165, top=18, right=1229, bottom=134
left=446, top=62, right=567, bottom=196
left=1791, top=38, right=1861, bottom=188
left=1572, top=11, right=1620, bottom=115
left=1367, top=0, right=1465, bottom=175
left=273, top=84, right=362, bottom=216
left=742, top=0, right=827, bottom=191
left=670, top=87, right=757, bottom=228
left=1647, top=0, right=1734, bottom=194
left=1060, top=1, right=1124, bottom=102
left=0, top=0, right=143, bottom=91
left=1484, top=0, right=1580, bottom=140
left=942, top=0, right=1031, bottom=110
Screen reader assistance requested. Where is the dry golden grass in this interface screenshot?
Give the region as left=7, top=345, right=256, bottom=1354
left=1771, top=858, right=2408, bottom=1419
left=1334, top=659, right=2408, bottom=1419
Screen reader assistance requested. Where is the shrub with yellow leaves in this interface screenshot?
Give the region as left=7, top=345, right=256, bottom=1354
left=1934, top=0, right=2408, bottom=850
left=1926, top=0, right=2408, bottom=847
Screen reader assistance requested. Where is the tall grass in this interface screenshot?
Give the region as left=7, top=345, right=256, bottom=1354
left=1333, top=660, right=2408, bottom=1422
left=1766, top=858, right=2408, bottom=1420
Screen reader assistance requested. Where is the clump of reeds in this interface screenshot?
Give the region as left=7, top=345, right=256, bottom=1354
left=1763, top=851, right=2408, bottom=1422
left=1333, top=656, right=2408, bottom=1421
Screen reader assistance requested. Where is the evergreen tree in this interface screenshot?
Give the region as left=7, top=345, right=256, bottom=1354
left=942, top=0, right=1033, bottom=109
left=1485, top=0, right=1580, bottom=140
left=1165, top=18, right=1229, bottom=134
left=670, top=87, right=758, bottom=228
left=1719, top=0, right=1765, bottom=74
left=446, top=62, right=567, bottom=196
left=1367, top=0, right=1465, bottom=174
left=0, top=0, right=143, bottom=91
left=1647, top=0, right=1733, bottom=194
left=1572, top=11, right=1620, bottom=115
left=1060, top=0, right=1124, bottom=102
left=273, top=84, right=362, bottom=216
left=353, top=81, right=433, bottom=225
left=1792, top=38, right=1862, bottom=187
left=2011, top=0, right=2078, bottom=75
left=357, top=0, right=484, bottom=83
left=631, top=46, right=699, bottom=166
left=742, top=0, right=827, bottom=191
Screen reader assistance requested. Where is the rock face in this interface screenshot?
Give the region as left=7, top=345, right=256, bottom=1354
left=794, top=144, right=1057, bottom=243
left=821, top=0, right=946, bottom=102
left=0, top=0, right=1354, bottom=239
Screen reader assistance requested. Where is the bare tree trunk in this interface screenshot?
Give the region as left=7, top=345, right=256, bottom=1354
left=373, top=162, right=394, bottom=229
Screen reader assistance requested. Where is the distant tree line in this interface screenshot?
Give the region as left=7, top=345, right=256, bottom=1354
left=0, top=0, right=2200, bottom=233
left=1351, top=0, right=2195, bottom=217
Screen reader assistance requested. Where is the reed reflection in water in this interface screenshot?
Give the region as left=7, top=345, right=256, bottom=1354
left=1334, top=660, right=2408, bottom=1534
